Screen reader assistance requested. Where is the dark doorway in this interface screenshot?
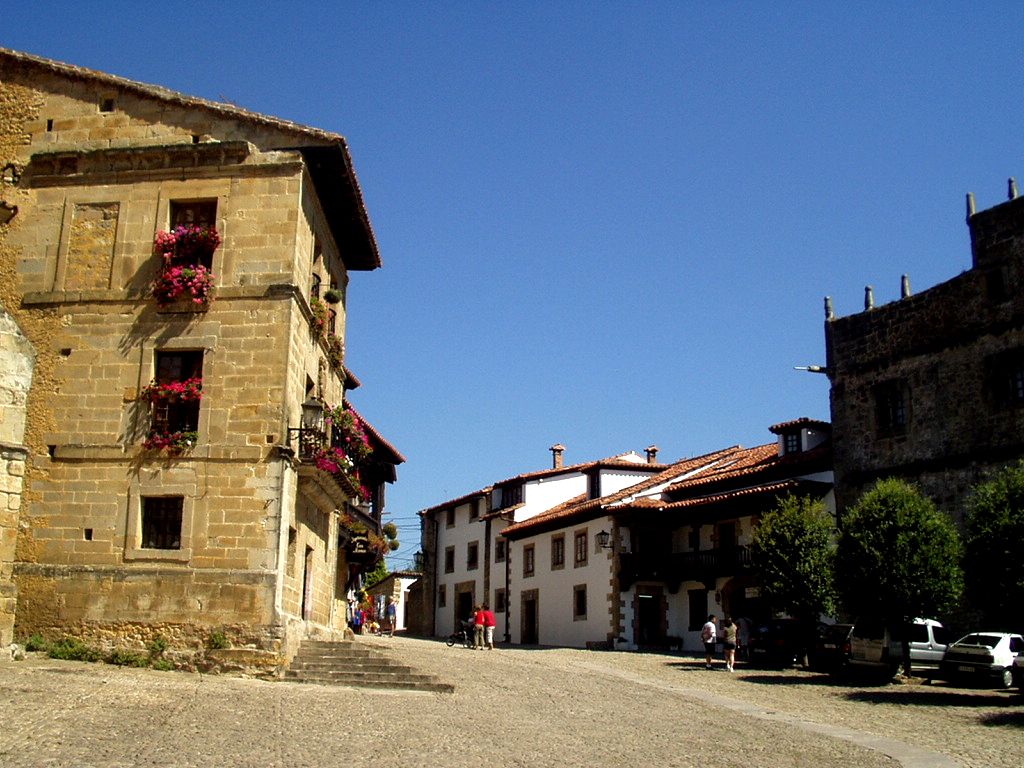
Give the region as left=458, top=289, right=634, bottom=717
left=301, top=546, right=314, bottom=621
left=521, top=591, right=539, bottom=644
left=635, top=586, right=666, bottom=647
left=455, top=589, right=473, bottom=629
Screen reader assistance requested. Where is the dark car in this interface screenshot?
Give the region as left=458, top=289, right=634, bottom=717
left=809, top=622, right=854, bottom=672
left=748, top=618, right=813, bottom=667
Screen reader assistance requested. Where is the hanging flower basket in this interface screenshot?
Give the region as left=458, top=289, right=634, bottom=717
left=143, top=430, right=198, bottom=453
left=151, top=226, right=220, bottom=306
left=141, top=377, right=202, bottom=402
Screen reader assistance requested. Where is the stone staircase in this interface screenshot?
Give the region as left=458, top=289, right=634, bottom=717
left=283, top=640, right=454, bottom=693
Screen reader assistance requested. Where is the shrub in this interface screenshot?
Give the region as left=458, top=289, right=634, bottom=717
left=23, top=633, right=48, bottom=652
left=47, top=637, right=102, bottom=662
left=151, top=659, right=176, bottom=672
left=107, top=648, right=149, bottom=667
left=147, top=635, right=168, bottom=658
left=207, top=631, right=229, bottom=650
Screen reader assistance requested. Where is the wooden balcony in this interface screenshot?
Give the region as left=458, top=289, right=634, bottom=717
left=618, top=546, right=752, bottom=592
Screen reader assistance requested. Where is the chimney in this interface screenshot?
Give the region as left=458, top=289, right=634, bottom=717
left=550, top=444, right=565, bottom=469
left=645, top=445, right=659, bottom=464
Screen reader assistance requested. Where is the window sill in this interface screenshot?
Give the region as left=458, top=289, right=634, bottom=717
left=124, top=546, right=192, bottom=563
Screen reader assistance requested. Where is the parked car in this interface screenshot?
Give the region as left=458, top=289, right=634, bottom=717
left=748, top=618, right=812, bottom=667
left=809, top=622, right=854, bottom=672
left=938, top=632, right=1024, bottom=688
left=1012, top=654, right=1024, bottom=692
left=846, top=618, right=948, bottom=676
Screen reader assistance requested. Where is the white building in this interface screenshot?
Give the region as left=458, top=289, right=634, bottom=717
left=419, top=421, right=833, bottom=651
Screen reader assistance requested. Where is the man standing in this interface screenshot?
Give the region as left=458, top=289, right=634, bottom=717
left=385, top=597, right=397, bottom=637
left=701, top=614, right=718, bottom=669
left=473, top=605, right=486, bottom=649
left=482, top=603, right=497, bottom=650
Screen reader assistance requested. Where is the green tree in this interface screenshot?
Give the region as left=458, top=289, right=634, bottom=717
left=751, top=494, right=837, bottom=624
left=837, top=478, right=963, bottom=674
left=963, top=460, right=1024, bottom=629
left=363, top=558, right=389, bottom=588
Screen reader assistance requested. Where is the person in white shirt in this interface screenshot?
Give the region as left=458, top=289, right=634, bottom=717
left=700, top=614, right=718, bottom=669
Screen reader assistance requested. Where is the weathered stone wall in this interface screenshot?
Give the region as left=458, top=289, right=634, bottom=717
left=1, top=54, right=360, bottom=659
left=827, top=195, right=1024, bottom=522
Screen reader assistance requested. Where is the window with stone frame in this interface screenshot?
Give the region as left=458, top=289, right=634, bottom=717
left=311, top=272, right=322, bottom=301
left=988, top=349, right=1024, bottom=409
left=494, top=538, right=506, bottom=563
left=467, top=541, right=479, bottom=571
left=523, top=544, right=535, bottom=578
left=444, top=546, right=455, bottom=574
left=573, top=584, right=587, bottom=620
left=494, top=588, right=506, bottom=613
left=446, top=508, right=455, bottom=528
left=169, top=200, right=217, bottom=269
left=437, top=584, right=446, bottom=608
left=150, top=350, right=203, bottom=438
left=550, top=534, right=565, bottom=570
left=574, top=530, right=588, bottom=567
left=141, top=496, right=183, bottom=550
left=873, top=379, right=909, bottom=436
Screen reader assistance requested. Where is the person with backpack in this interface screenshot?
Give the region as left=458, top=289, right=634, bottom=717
left=701, top=614, right=718, bottom=669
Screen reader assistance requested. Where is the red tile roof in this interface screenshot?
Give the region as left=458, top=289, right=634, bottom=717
left=768, top=417, right=831, bottom=434
left=501, top=446, right=744, bottom=537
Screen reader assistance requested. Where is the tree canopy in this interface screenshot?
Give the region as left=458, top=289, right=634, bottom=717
left=963, top=460, right=1024, bottom=629
left=751, top=494, right=836, bottom=622
left=836, top=478, right=962, bottom=622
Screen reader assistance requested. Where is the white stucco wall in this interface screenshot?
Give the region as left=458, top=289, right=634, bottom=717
left=433, top=498, right=485, bottom=636
left=506, top=516, right=614, bottom=647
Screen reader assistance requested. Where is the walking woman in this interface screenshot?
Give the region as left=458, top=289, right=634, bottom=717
left=722, top=617, right=738, bottom=672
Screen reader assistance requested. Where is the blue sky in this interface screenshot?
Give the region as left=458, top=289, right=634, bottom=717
left=6, top=2, right=1024, bottom=569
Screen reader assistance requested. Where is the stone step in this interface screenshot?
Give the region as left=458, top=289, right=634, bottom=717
left=289, top=660, right=414, bottom=674
left=284, top=639, right=454, bottom=694
left=283, top=673, right=454, bottom=693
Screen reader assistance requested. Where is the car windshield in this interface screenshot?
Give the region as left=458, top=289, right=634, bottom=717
left=955, top=634, right=1001, bottom=648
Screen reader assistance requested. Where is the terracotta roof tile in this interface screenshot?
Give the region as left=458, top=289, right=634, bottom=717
left=768, top=417, right=831, bottom=434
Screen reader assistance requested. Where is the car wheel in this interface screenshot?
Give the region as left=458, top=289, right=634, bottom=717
left=998, top=668, right=1012, bottom=688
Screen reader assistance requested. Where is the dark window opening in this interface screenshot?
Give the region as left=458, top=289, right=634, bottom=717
left=84, top=528, right=93, bottom=541
left=523, top=544, right=535, bottom=577
left=437, top=585, right=446, bottom=608
left=494, top=539, right=506, bottom=562
left=141, top=496, right=183, bottom=550
left=311, top=273, right=322, bottom=300
left=573, top=585, right=587, bottom=619
left=574, top=531, right=588, bottom=567
left=551, top=535, right=565, bottom=569
left=444, top=546, right=455, bottom=574
left=169, top=200, right=218, bottom=268
left=688, top=588, right=708, bottom=631
left=467, top=541, right=479, bottom=571
left=873, top=380, right=909, bottom=436
left=446, top=508, right=455, bottom=527
left=989, top=350, right=1024, bottom=409
left=151, top=350, right=203, bottom=437
left=688, top=527, right=700, bottom=551
left=46, top=118, right=54, bottom=132
left=469, top=500, right=479, bottom=520
left=495, top=588, right=506, bottom=613
left=100, top=97, right=115, bottom=113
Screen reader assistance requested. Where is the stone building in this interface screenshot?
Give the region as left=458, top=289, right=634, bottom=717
left=0, top=48, right=400, bottom=665
left=826, top=184, right=1024, bottom=523
left=0, top=303, right=35, bottom=649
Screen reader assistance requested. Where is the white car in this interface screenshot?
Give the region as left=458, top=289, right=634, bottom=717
left=1012, top=654, right=1024, bottom=692
left=938, top=632, right=1024, bottom=688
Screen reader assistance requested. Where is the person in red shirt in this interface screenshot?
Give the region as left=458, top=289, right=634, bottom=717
left=482, top=603, right=497, bottom=650
left=473, top=605, right=486, bottom=649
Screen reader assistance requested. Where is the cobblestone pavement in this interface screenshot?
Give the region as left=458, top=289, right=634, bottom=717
left=1, top=636, right=1021, bottom=767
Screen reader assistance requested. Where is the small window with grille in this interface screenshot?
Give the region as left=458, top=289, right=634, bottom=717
left=141, top=496, right=183, bottom=550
